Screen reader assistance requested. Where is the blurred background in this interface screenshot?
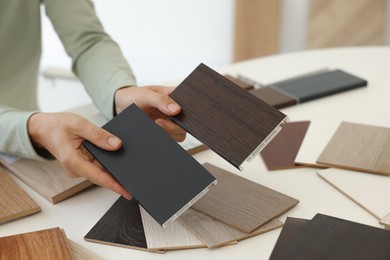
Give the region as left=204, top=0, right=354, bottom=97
left=38, top=0, right=390, bottom=111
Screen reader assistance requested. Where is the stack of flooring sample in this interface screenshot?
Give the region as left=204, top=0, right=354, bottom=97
left=317, top=168, right=390, bottom=229
left=270, top=214, right=390, bottom=260
left=0, top=153, right=92, bottom=204
left=0, top=167, right=40, bottom=224
left=85, top=163, right=298, bottom=252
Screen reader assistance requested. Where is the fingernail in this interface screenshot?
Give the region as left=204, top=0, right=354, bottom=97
left=168, top=103, right=179, bottom=112
left=108, top=136, right=120, bottom=147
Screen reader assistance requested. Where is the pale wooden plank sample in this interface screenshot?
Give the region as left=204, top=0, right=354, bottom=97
left=179, top=208, right=282, bottom=248
left=192, top=163, right=299, bottom=233
left=317, top=122, right=390, bottom=175
left=0, top=154, right=92, bottom=204
left=234, top=0, right=280, bottom=61
left=0, top=227, right=74, bottom=260
left=317, top=168, right=390, bottom=222
left=308, top=0, right=386, bottom=49
left=0, top=167, right=40, bottom=224
left=139, top=206, right=205, bottom=251
left=68, top=240, right=104, bottom=260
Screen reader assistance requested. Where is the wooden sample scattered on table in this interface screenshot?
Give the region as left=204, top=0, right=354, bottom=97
left=169, top=63, right=288, bottom=170
left=0, top=227, right=74, bottom=260
left=68, top=239, right=104, bottom=260
left=224, top=74, right=254, bottom=90
left=249, top=87, right=298, bottom=109
left=260, top=121, right=310, bottom=170
left=317, top=168, right=390, bottom=224
left=179, top=208, right=282, bottom=248
left=317, top=122, right=390, bottom=175
left=83, top=104, right=216, bottom=227
left=192, top=163, right=299, bottom=233
left=0, top=167, right=40, bottom=224
left=0, top=154, right=92, bottom=204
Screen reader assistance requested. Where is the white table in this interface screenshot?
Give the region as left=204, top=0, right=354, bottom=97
left=2, top=47, right=390, bottom=259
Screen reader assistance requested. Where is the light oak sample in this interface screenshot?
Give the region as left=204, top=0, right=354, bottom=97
left=308, top=0, right=386, bottom=49
left=192, top=163, right=299, bottom=233
left=317, top=168, right=390, bottom=224
left=0, top=228, right=74, bottom=260
left=0, top=154, right=92, bottom=204
left=317, top=122, right=390, bottom=175
left=0, top=167, right=40, bottom=224
left=260, top=121, right=310, bottom=170
left=139, top=206, right=205, bottom=251
left=68, top=240, right=104, bottom=260
left=179, top=208, right=282, bottom=248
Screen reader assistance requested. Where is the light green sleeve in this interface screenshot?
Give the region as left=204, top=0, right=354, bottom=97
left=43, top=0, right=137, bottom=119
left=0, top=105, right=44, bottom=159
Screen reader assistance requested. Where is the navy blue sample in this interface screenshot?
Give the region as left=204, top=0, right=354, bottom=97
left=83, top=104, right=216, bottom=227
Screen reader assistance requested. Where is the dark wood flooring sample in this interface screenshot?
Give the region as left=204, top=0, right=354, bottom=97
left=83, top=104, right=216, bottom=227
left=84, top=197, right=153, bottom=252
left=192, top=163, right=299, bottom=233
left=224, top=74, right=254, bottom=90
left=249, top=87, right=298, bottom=109
left=260, top=121, right=310, bottom=170
left=271, top=69, right=367, bottom=103
left=271, top=214, right=390, bottom=260
left=170, top=63, right=288, bottom=170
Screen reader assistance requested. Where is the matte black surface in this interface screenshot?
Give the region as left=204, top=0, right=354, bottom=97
left=170, top=63, right=287, bottom=169
left=271, top=69, right=367, bottom=103
left=83, top=104, right=216, bottom=226
left=271, top=214, right=390, bottom=260
left=84, top=197, right=147, bottom=249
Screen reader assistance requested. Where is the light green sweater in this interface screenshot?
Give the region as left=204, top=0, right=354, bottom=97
left=0, top=0, right=136, bottom=159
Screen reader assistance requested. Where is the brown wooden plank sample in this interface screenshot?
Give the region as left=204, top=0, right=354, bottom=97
left=307, top=0, right=386, bottom=49
left=0, top=167, right=40, bottom=224
left=139, top=206, right=205, bottom=251
left=84, top=197, right=162, bottom=252
left=192, top=163, right=299, bottom=233
left=317, top=122, right=390, bottom=175
left=0, top=227, right=74, bottom=260
left=0, top=154, right=92, bottom=204
left=224, top=74, right=254, bottom=90
left=179, top=208, right=282, bottom=248
left=270, top=214, right=390, bottom=260
left=260, top=121, right=310, bottom=170
left=249, top=87, right=298, bottom=109
left=68, top=240, right=104, bottom=260
left=234, top=0, right=280, bottom=61
left=170, top=63, right=288, bottom=170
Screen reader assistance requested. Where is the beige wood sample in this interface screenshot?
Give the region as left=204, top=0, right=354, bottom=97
left=68, top=240, right=104, bottom=260
left=0, top=228, right=74, bottom=260
left=308, top=0, right=386, bottom=48
left=317, top=168, right=390, bottom=224
left=179, top=208, right=282, bottom=248
left=139, top=206, right=205, bottom=251
left=317, top=122, right=390, bottom=175
left=234, top=0, right=280, bottom=61
left=0, top=154, right=93, bottom=204
left=192, top=163, right=298, bottom=233
left=0, top=166, right=40, bottom=224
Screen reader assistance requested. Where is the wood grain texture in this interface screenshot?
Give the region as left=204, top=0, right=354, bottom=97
left=179, top=208, right=282, bottom=248
left=308, top=0, right=386, bottom=49
left=170, top=63, right=287, bottom=170
left=234, top=0, right=280, bottom=61
left=84, top=197, right=161, bottom=252
left=192, top=163, right=299, bottom=233
left=260, top=121, right=310, bottom=170
left=0, top=155, right=92, bottom=204
left=270, top=214, right=390, bottom=260
left=68, top=240, right=104, bottom=260
left=317, top=122, right=390, bottom=175
left=317, top=168, right=390, bottom=222
left=249, top=87, right=298, bottom=109
left=225, top=74, right=254, bottom=90
left=0, top=227, right=74, bottom=260
left=139, top=206, right=205, bottom=250
left=0, top=166, right=40, bottom=224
